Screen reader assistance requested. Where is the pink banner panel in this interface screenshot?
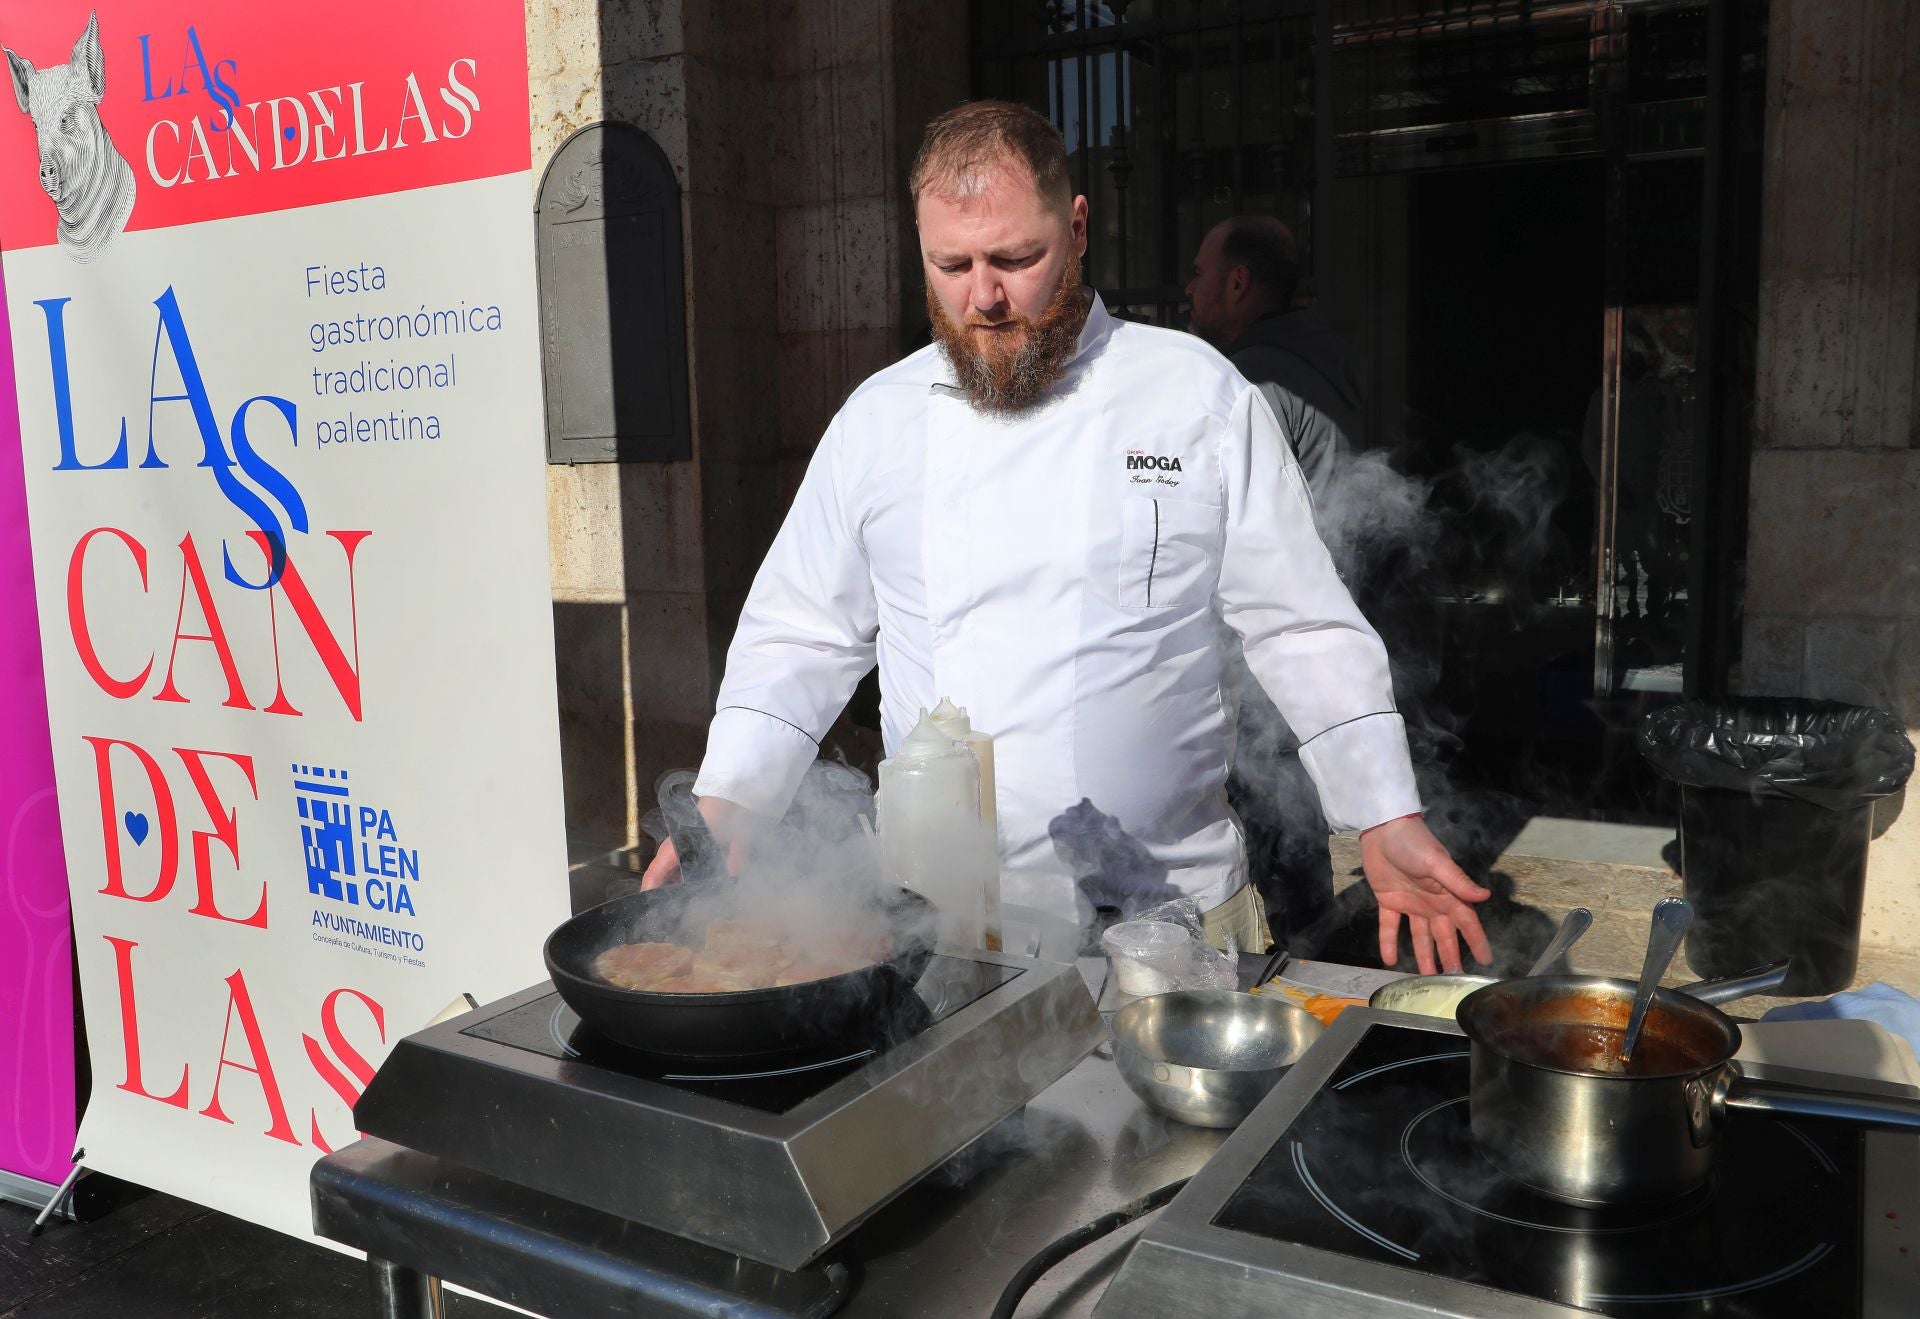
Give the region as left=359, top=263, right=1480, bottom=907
left=0, top=258, right=78, bottom=1189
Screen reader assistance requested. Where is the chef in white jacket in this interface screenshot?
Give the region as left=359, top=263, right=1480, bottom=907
left=645, top=101, right=1493, bottom=975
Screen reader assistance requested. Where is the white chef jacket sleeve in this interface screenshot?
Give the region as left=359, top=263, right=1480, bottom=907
left=1215, top=385, right=1423, bottom=833
left=694, top=416, right=877, bottom=820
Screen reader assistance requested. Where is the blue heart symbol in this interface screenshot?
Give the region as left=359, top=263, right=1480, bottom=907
left=124, top=811, right=149, bottom=845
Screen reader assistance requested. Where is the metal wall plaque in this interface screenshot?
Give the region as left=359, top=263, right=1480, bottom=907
left=536, top=122, right=690, bottom=462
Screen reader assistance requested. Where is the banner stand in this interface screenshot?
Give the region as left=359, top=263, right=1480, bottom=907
left=23, top=1156, right=86, bottom=1234
left=0, top=1169, right=66, bottom=1218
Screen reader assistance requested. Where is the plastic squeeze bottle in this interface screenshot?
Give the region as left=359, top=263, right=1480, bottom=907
left=928, top=698, right=1003, bottom=951
left=876, top=707, right=995, bottom=950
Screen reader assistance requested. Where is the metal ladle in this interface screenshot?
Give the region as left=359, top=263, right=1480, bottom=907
left=1526, top=907, right=1592, bottom=977
left=1619, top=897, right=1692, bottom=1064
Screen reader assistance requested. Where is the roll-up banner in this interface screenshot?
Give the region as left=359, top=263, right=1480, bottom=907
left=0, top=259, right=80, bottom=1206
left=0, top=1, right=569, bottom=1240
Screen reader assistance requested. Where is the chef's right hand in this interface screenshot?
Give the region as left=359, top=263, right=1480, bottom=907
left=640, top=795, right=751, bottom=889
left=1359, top=814, right=1494, bottom=976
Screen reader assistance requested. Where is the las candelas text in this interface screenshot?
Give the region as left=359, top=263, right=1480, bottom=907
left=40, top=277, right=386, bottom=1153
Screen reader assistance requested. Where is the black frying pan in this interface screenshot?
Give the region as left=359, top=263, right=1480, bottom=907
left=543, top=877, right=938, bottom=1060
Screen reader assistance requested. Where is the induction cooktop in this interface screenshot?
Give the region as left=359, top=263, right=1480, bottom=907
left=1097, top=1010, right=1920, bottom=1318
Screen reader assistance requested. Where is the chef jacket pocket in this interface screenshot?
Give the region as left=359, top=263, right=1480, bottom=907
left=1119, top=497, right=1222, bottom=610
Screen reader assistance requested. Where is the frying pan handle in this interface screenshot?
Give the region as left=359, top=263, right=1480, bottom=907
left=658, top=776, right=728, bottom=883
left=1674, top=959, right=1791, bottom=1006
left=1723, top=1071, right=1920, bottom=1131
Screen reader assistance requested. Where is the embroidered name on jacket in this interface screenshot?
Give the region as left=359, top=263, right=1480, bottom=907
left=1126, top=450, right=1183, bottom=486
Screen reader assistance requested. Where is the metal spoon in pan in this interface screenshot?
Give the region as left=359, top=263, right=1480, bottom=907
left=1526, top=907, right=1592, bottom=977
left=1619, top=897, right=1692, bottom=1064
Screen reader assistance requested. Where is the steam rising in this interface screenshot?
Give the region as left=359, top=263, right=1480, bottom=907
left=631, top=761, right=912, bottom=962
left=631, top=761, right=1097, bottom=1164
left=1232, top=430, right=1583, bottom=970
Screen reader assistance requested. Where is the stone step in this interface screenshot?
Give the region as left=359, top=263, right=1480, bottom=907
left=1330, top=834, right=1920, bottom=1007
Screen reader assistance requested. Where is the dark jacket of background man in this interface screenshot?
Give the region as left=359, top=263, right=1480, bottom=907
left=1225, top=304, right=1364, bottom=497
left=1186, top=215, right=1373, bottom=949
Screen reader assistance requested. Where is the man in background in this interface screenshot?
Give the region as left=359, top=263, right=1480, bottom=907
left=1186, top=216, right=1364, bottom=493
left=1186, top=215, right=1372, bottom=951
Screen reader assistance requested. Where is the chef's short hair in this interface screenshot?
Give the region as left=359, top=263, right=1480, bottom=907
left=1220, top=216, right=1301, bottom=308
left=911, top=101, right=1072, bottom=215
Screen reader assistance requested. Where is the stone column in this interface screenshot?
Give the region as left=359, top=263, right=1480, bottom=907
left=529, top=1, right=967, bottom=853
left=1741, top=0, right=1920, bottom=955
left=531, top=0, right=725, bottom=852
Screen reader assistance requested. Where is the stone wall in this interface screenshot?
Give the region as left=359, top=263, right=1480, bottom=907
left=1741, top=0, right=1920, bottom=950
left=527, top=1, right=967, bottom=848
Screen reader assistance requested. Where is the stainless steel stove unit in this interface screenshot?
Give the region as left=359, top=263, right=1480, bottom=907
left=353, top=949, right=1102, bottom=1272
left=1096, top=1009, right=1920, bottom=1318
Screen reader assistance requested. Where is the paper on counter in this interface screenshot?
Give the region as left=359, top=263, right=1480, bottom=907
left=1267, top=959, right=1406, bottom=999
left=1253, top=982, right=1367, bottom=1027
left=1248, top=961, right=1405, bottom=1027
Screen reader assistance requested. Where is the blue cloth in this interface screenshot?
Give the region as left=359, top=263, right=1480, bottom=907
left=1761, top=982, right=1920, bottom=1058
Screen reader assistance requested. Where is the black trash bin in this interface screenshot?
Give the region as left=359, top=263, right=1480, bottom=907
left=1639, top=698, right=1915, bottom=996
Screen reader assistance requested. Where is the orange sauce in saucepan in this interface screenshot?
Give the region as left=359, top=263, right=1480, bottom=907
left=1502, top=1021, right=1709, bottom=1076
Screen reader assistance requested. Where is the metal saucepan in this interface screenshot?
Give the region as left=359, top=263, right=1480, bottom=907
left=1112, top=990, right=1324, bottom=1128
left=543, top=877, right=937, bottom=1060
left=1457, top=964, right=1920, bottom=1204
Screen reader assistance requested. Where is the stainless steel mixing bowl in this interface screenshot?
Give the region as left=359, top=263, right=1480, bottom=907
left=1111, top=990, right=1325, bottom=1129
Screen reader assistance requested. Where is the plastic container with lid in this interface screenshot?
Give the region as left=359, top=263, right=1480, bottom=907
left=876, top=707, right=997, bottom=950
left=927, top=698, right=1002, bottom=951
left=1101, top=920, right=1196, bottom=997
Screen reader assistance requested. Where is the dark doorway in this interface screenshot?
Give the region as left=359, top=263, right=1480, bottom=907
left=1419, top=158, right=1608, bottom=808
left=1356, top=158, right=1614, bottom=816
left=1404, top=160, right=1606, bottom=488
left=980, top=1, right=1766, bottom=824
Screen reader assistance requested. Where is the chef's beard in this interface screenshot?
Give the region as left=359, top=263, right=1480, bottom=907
left=927, top=249, right=1089, bottom=415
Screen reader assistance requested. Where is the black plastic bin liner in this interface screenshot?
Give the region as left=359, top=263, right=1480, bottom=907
left=1639, top=699, right=1914, bottom=996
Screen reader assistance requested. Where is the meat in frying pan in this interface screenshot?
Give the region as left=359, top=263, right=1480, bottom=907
left=816, top=928, right=894, bottom=965
left=772, top=955, right=870, bottom=986
left=694, top=943, right=774, bottom=974
left=592, top=916, right=897, bottom=994
left=691, top=945, right=786, bottom=987
left=591, top=942, right=694, bottom=991
left=704, top=918, right=784, bottom=949
left=653, top=967, right=762, bottom=993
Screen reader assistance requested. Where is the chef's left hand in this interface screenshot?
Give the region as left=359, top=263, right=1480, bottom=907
left=1360, top=815, right=1493, bottom=975
left=640, top=795, right=752, bottom=890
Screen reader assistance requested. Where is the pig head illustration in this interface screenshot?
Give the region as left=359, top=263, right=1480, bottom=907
left=6, top=11, right=136, bottom=262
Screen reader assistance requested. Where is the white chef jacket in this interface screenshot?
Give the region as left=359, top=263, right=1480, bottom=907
left=694, top=294, right=1421, bottom=910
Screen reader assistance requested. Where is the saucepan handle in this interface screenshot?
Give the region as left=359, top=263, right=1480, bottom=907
left=1722, top=1073, right=1920, bottom=1131
left=1675, top=959, right=1791, bottom=1006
